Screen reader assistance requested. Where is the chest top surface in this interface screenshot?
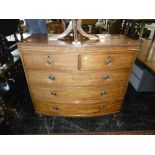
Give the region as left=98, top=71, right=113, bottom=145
left=18, top=34, right=140, bottom=48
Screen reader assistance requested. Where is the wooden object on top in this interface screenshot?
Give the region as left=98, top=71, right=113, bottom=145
left=18, top=34, right=139, bottom=117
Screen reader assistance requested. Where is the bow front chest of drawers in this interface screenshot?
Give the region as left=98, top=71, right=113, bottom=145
left=18, top=34, right=140, bottom=117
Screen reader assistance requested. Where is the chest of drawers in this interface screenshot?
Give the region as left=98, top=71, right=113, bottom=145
left=18, top=34, right=140, bottom=117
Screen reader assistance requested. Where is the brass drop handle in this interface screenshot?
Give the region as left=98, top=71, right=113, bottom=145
left=48, top=75, right=55, bottom=80
left=100, top=92, right=107, bottom=96
left=52, top=105, right=59, bottom=111
left=105, top=57, right=112, bottom=65
left=99, top=105, right=104, bottom=111
left=103, top=74, right=110, bottom=81
left=46, top=56, right=53, bottom=65
left=51, top=91, right=56, bottom=96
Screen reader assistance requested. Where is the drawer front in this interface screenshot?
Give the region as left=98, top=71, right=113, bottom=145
left=34, top=100, right=122, bottom=116
left=31, top=85, right=126, bottom=103
left=22, top=52, right=78, bottom=70
left=81, top=52, right=135, bottom=70
left=27, top=69, right=130, bottom=87
left=27, top=70, right=80, bottom=87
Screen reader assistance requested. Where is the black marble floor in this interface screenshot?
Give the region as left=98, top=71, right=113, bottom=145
left=0, top=82, right=155, bottom=134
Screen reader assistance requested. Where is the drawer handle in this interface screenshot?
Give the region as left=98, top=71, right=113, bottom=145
left=100, top=92, right=107, bottom=96
left=46, top=56, right=53, bottom=65
left=52, top=105, right=59, bottom=111
left=48, top=75, right=55, bottom=80
left=51, top=91, right=56, bottom=96
left=105, top=57, right=112, bottom=65
left=99, top=105, right=104, bottom=111
left=103, top=75, right=110, bottom=81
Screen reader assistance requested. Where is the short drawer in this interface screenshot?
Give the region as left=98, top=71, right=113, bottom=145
left=21, top=52, right=78, bottom=70
left=80, top=52, right=135, bottom=70
left=34, top=100, right=123, bottom=117
left=31, top=85, right=126, bottom=104
left=27, top=68, right=130, bottom=87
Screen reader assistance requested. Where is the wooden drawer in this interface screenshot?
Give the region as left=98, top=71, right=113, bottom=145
left=31, top=85, right=126, bottom=104
left=34, top=100, right=123, bottom=117
left=80, top=52, right=135, bottom=70
left=27, top=68, right=130, bottom=87
left=21, top=52, right=78, bottom=70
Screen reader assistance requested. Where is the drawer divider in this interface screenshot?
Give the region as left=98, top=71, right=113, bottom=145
left=78, top=54, right=81, bottom=70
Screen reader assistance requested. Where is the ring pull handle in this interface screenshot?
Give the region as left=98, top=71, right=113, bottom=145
left=105, top=56, right=112, bottom=65
left=99, top=105, right=104, bottom=111
left=52, top=105, right=59, bottom=111
left=46, top=56, right=54, bottom=66
left=48, top=75, right=55, bottom=80
left=100, top=92, right=107, bottom=96
left=103, top=74, right=110, bottom=81
left=51, top=91, right=56, bottom=96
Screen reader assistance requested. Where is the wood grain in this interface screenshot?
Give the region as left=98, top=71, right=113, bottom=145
left=30, top=84, right=126, bottom=104
left=81, top=52, right=135, bottom=70
left=22, top=52, right=78, bottom=70
left=18, top=34, right=140, bottom=48
left=34, top=100, right=123, bottom=117
left=26, top=68, right=130, bottom=87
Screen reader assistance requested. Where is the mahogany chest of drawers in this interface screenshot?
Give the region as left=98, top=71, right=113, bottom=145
left=18, top=34, right=139, bottom=117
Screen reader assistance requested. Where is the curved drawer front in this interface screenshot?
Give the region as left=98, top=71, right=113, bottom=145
left=31, top=85, right=126, bottom=103
left=81, top=52, right=135, bottom=70
left=34, top=100, right=123, bottom=117
left=27, top=70, right=76, bottom=87
left=27, top=69, right=130, bottom=87
left=22, top=52, right=78, bottom=70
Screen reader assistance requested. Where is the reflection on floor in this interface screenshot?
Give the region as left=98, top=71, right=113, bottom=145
left=0, top=82, right=155, bottom=135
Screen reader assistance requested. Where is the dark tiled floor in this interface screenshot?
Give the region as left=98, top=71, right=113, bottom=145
left=0, top=83, right=155, bottom=134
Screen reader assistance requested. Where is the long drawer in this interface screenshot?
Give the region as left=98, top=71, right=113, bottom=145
left=27, top=69, right=130, bottom=86
left=80, top=52, right=135, bottom=70
left=21, top=52, right=78, bottom=70
left=31, top=85, right=126, bottom=103
left=34, top=100, right=123, bottom=117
